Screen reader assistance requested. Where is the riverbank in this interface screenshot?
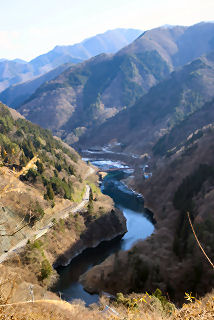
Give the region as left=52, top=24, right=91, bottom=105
left=1, top=167, right=127, bottom=304
left=54, top=158, right=154, bottom=303
left=80, top=141, right=214, bottom=304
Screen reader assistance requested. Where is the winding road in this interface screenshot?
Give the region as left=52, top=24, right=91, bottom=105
left=0, top=184, right=91, bottom=264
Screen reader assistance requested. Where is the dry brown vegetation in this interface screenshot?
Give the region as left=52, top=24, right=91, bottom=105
left=80, top=126, right=214, bottom=304
left=0, top=285, right=213, bottom=320
left=0, top=104, right=213, bottom=318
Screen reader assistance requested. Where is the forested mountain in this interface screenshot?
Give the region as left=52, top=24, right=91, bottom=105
left=29, top=28, right=143, bottom=70
left=75, top=24, right=214, bottom=301
left=0, top=28, right=142, bottom=93
left=18, top=50, right=170, bottom=143
left=0, top=102, right=126, bottom=315
left=153, top=98, right=214, bottom=157
left=119, top=22, right=214, bottom=68
left=0, top=63, right=72, bottom=109
left=1, top=22, right=214, bottom=320
left=79, top=51, right=214, bottom=153
left=0, top=102, right=86, bottom=205
left=16, top=22, right=214, bottom=145
left=81, top=117, right=214, bottom=302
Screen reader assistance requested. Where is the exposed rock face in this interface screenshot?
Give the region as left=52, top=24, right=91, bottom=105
left=53, top=208, right=127, bottom=267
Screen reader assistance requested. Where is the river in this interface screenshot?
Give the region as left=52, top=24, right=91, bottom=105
left=53, top=158, right=154, bottom=305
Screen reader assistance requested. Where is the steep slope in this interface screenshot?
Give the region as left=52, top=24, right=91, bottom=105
left=81, top=123, right=214, bottom=302
left=0, top=102, right=88, bottom=239
left=0, top=56, right=78, bottom=94
left=29, top=28, right=143, bottom=70
left=0, top=112, right=213, bottom=320
left=0, top=63, right=72, bottom=109
left=153, top=98, right=214, bottom=156
left=18, top=22, right=214, bottom=145
left=0, top=102, right=126, bottom=258
left=80, top=51, right=214, bottom=153
left=19, top=50, right=169, bottom=143
left=0, top=28, right=142, bottom=93
left=0, top=102, right=127, bottom=310
left=0, top=60, right=36, bottom=92
left=119, top=22, right=214, bottom=68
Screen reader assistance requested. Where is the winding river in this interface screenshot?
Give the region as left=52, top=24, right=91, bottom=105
left=53, top=158, right=154, bottom=305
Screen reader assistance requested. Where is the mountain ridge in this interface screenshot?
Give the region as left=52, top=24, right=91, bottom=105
left=0, top=28, right=142, bottom=93
left=79, top=50, right=214, bottom=153
left=14, top=22, right=214, bottom=146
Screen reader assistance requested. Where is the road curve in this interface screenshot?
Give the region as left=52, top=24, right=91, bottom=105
left=0, top=184, right=90, bottom=264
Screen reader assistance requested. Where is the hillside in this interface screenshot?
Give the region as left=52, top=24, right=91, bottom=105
left=153, top=98, right=214, bottom=157
left=17, top=38, right=182, bottom=143
left=29, top=28, right=143, bottom=70
left=0, top=101, right=89, bottom=254
left=18, top=50, right=169, bottom=143
left=0, top=287, right=213, bottom=319
left=16, top=22, right=214, bottom=145
left=119, top=22, right=214, bottom=68
left=80, top=122, right=214, bottom=303
left=0, top=28, right=142, bottom=93
left=0, top=102, right=126, bottom=307
left=80, top=51, right=214, bottom=153
left=0, top=60, right=36, bottom=92
left=0, top=63, right=72, bottom=110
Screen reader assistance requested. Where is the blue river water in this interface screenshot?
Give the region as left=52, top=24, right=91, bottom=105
left=53, top=159, right=154, bottom=305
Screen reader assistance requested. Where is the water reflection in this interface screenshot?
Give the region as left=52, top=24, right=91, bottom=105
left=55, top=236, right=123, bottom=305
left=53, top=160, right=154, bottom=304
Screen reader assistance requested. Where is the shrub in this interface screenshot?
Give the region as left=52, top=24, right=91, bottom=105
left=36, top=160, right=44, bottom=174
left=152, top=289, right=175, bottom=315
left=30, top=240, right=43, bottom=249
left=41, top=259, right=52, bottom=280
left=46, top=184, right=54, bottom=200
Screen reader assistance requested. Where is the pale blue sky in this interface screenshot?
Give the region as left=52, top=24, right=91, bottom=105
left=0, top=0, right=213, bottom=61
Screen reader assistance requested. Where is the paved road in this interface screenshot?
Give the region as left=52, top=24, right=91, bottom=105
left=0, top=184, right=90, bottom=263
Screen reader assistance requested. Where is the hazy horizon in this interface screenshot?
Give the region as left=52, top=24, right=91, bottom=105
left=0, top=0, right=213, bottom=61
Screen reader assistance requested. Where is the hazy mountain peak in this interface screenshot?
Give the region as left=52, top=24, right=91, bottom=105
left=0, top=28, right=142, bottom=93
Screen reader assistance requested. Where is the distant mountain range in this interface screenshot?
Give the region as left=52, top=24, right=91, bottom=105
left=1, top=21, right=214, bottom=308
left=10, top=22, right=214, bottom=148
left=29, top=28, right=143, bottom=70
left=18, top=49, right=170, bottom=142
left=0, top=63, right=72, bottom=109
left=0, top=28, right=142, bottom=93
left=81, top=50, right=214, bottom=152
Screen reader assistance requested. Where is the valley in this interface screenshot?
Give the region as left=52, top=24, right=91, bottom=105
left=53, top=157, right=154, bottom=305
left=0, top=19, right=214, bottom=320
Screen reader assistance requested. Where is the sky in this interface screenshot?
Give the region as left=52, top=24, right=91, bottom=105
left=0, top=0, right=213, bottom=61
